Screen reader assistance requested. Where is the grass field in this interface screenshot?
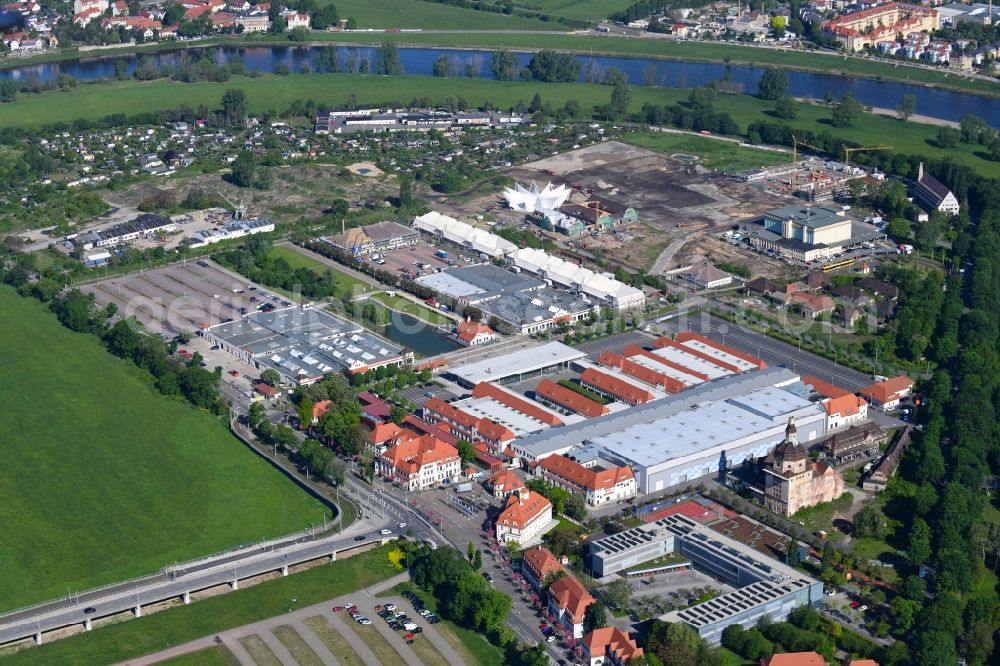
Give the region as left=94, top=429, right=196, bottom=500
left=624, top=131, right=789, bottom=172
left=157, top=647, right=241, bottom=666
left=269, top=245, right=369, bottom=296
left=370, top=292, right=451, bottom=325
left=348, top=623, right=408, bottom=666
left=1, top=73, right=995, bottom=179
left=0, top=287, right=326, bottom=612
left=272, top=625, right=324, bottom=666
left=513, top=0, right=633, bottom=21
left=2, top=545, right=398, bottom=666
left=312, top=0, right=556, bottom=30
left=303, top=616, right=366, bottom=666
left=239, top=635, right=281, bottom=666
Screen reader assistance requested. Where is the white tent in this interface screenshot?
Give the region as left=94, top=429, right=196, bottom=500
left=502, top=181, right=572, bottom=214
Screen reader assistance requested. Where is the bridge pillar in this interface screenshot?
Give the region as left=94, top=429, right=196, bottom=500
left=281, top=565, right=288, bottom=577
left=182, top=592, right=191, bottom=605
left=34, top=632, right=42, bottom=646
left=330, top=550, right=337, bottom=562
left=231, top=579, right=239, bottom=591
left=134, top=605, right=142, bottom=618
left=84, top=619, right=92, bottom=632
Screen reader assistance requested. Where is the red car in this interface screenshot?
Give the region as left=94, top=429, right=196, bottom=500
left=849, top=601, right=860, bottom=609
left=404, top=633, right=414, bottom=640
left=333, top=606, right=344, bottom=612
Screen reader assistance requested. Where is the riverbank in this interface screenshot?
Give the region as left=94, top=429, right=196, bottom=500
left=3, top=31, right=998, bottom=100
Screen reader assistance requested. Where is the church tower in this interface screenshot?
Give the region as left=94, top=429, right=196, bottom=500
left=772, top=418, right=808, bottom=475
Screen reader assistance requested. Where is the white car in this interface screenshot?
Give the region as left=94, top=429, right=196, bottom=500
left=380, top=529, right=392, bottom=535
left=398, top=522, right=407, bottom=529
left=858, top=605, right=868, bottom=612
left=546, top=635, right=556, bottom=643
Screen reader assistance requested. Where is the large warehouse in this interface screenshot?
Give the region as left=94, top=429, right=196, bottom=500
left=417, top=264, right=596, bottom=335
left=587, top=514, right=821, bottom=644
left=448, top=341, right=586, bottom=388
left=413, top=211, right=517, bottom=258
left=510, top=247, right=645, bottom=311
left=203, top=305, right=412, bottom=384
left=511, top=368, right=826, bottom=494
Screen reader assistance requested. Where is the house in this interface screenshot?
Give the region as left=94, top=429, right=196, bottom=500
left=585, top=195, right=638, bottom=225
left=820, top=422, right=886, bottom=464
left=488, top=468, right=526, bottom=499
left=763, top=419, right=845, bottom=517
left=581, top=627, right=644, bottom=666
left=284, top=11, right=309, bottom=28
left=495, top=489, right=553, bottom=545
left=678, top=261, right=734, bottom=289
left=791, top=291, right=835, bottom=319
left=856, top=278, right=898, bottom=300
left=455, top=320, right=496, bottom=347
left=521, top=546, right=566, bottom=591
left=236, top=10, right=269, bottom=31
left=311, top=400, right=332, bottom=423
left=535, top=455, right=636, bottom=507
left=377, top=434, right=461, bottom=491
left=547, top=574, right=594, bottom=639
left=804, top=375, right=867, bottom=431
left=863, top=426, right=912, bottom=492
left=859, top=376, right=913, bottom=412
left=761, top=653, right=826, bottom=666
left=254, top=383, right=279, bottom=401
left=912, top=162, right=960, bottom=215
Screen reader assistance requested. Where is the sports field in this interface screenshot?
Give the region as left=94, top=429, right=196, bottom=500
left=0, top=288, right=326, bottom=611
left=623, top=132, right=789, bottom=172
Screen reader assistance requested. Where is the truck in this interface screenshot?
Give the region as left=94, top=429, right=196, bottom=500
left=455, top=483, right=473, bottom=493
left=435, top=250, right=449, bottom=259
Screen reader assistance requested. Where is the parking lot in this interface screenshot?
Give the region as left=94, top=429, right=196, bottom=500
left=81, top=261, right=291, bottom=337
left=366, top=238, right=479, bottom=282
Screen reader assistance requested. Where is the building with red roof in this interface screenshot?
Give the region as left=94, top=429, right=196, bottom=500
left=254, top=383, right=278, bottom=400
left=859, top=376, right=913, bottom=412
left=521, top=546, right=565, bottom=590
left=547, top=574, right=595, bottom=638
left=454, top=320, right=496, bottom=347
left=378, top=434, right=460, bottom=491
left=534, top=379, right=609, bottom=419
left=579, top=367, right=655, bottom=406
left=472, top=382, right=563, bottom=427
left=495, top=490, right=552, bottom=545
left=488, top=468, right=526, bottom=499
left=760, top=652, right=826, bottom=666
left=802, top=375, right=868, bottom=430
left=600, top=351, right=686, bottom=394
left=535, top=454, right=636, bottom=506
left=403, top=414, right=458, bottom=445
left=581, top=626, right=644, bottom=666
left=422, top=396, right=517, bottom=451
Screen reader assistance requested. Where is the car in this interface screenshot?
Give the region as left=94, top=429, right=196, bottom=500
left=84, top=607, right=97, bottom=614
left=483, top=572, right=494, bottom=583
left=345, top=603, right=356, bottom=611
left=824, top=589, right=836, bottom=597
left=380, top=529, right=392, bottom=535
left=413, top=627, right=423, bottom=634
left=333, top=605, right=344, bottom=612
left=858, top=605, right=868, bottom=612
left=428, top=617, right=440, bottom=624
left=850, top=601, right=860, bottom=609
left=546, top=635, right=557, bottom=643
left=404, top=633, right=415, bottom=640
left=354, top=535, right=367, bottom=541
left=385, top=603, right=396, bottom=611
left=398, top=522, right=407, bottom=529
left=418, top=609, right=431, bottom=616
left=390, top=622, right=403, bottom=630
left=357, top=618, right=371, bottom=625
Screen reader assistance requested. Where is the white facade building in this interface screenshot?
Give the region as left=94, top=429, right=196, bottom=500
left=510, top=247, right=645, bottom=310
left=413, top=211, right=517, bottom=258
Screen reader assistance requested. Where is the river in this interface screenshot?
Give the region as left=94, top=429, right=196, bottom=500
left=380, top=309, right=459, bottom=358
left=1, top=44, right=998, bottom=125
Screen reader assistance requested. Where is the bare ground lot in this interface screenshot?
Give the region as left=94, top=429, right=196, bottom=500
left=80, top=261, right=289, bottom=336
left=502, top=142, right=791, bottom=274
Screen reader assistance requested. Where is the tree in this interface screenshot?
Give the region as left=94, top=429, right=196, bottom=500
left=432, top=54, right=451, bottom=77
left=297, top=397, right=314, bottom=429
left=773, top=95, right=798, bottom=119
left=457, top=440, right=476, bottom=465
left=899, top=575, right=926, bottom=601
left=260, top=368, right=281, bottom=386
left=831, top=92, right=863, bottom=127
left=585, top=599, right=607, bottom=630
left=526, top=50, right=579, bottom=83
left=890, top=596, right=919, bottom=635
left=914, top=631, right=957, bottom=666
left=221, top=88, right=247, bottom=126
left=374, top=42, right=401, bottom=75
left=565, top=493, right=587, bottom=521
left=609, top=80, right=632, bottom=119
left=468, top=540, right=476, bottom=561
left=472, top=548, right=482, bottom=571
left=229, top=150, right=257, bottom=188
left=936, top=126, right=960, bottom=148
left=907, top=517, right=932, bottom=566
left=853, top=505, right=884, bottom=538
left=603, top=578, right=631, bottom=611
left=248, top=401, right=266, bottom=430
left=0, top=79, right=18, bottom=103
left=896, top=93, right=917, bottom=121
left=646, top=621, right=711, bottom=666
left=757, top=67, right=788, bottom=100
left=490, top=49, right=520, bottom=81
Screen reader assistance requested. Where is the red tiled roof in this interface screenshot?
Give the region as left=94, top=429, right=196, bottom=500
left=860, top=376, right=913, bottom=403
left=456, top=320, right=494, bottom=343
left=381, top=435, right=459, bottom=476
left=312, top=400, right=332, bottom=419
left=403, top=415, right=458, bottom=445
left=489, top=468, right=526, bottom=493
left=497, top=491, right=551, bottom=530
left=583, top=627, right=643, bottom=662
left=579, top=367, right=655, bottom=405
left=370, top=422, right=403, bottom=445
left=600, top=351, right=686, bottom=394
left=538, top=455, right=634, bottom=492
left=675, top=331, right=767, bottom=369
left=623, top=344, right=711, bottom=381
left=535, top=379, right=609, bottom=419
left=548, top=574, right=594, bottom=624
left=425, top=397, right=480, bottom=429
left=761, top=652, right=826, bottom=666
left=254, top=383, right=277, bottom=398
left=823, top=393, right=866, bottom=418
left=472, top=382, right=563, bottom=426
left=523, top=547, right=565, bottom=582
left=477, top=419, right=516, bottom=443
left=802, top=375, right=851, bottom=399
left=653, top=336, right=740, bottom=374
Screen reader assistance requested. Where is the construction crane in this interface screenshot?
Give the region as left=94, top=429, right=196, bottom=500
left=791, top=135, right=823, bottom=193
left=843, top=145, right=892, bottom=172
left=215, top=190, right=246, bottom=220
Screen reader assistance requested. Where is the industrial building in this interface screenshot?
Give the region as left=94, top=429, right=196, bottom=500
left=413, top=211, right=516, bottom=258
left=416, top=264, right=596, bottom=335
left=511, top=368, right=826, bottom=494
left=71, top=213, right=175, bottom=250
left=587, top=513, right=822, bottom=644
left=324, top=221, right=419, bottom=256
left=510, top=247, right=645, bottom=311
left=741, top=205, right=883, bottom=262
left=202, top=305, right=412, bottom=385
left=314, top=108, right=501, bottom=134
left=447, top=341, right=587, bottom=388
left=188, top=217, right=275, bottom=248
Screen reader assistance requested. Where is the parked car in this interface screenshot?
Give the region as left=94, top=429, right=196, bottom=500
left=380, top=529, right=392, bottom=535
left=354, top=535, right=366, bottom=541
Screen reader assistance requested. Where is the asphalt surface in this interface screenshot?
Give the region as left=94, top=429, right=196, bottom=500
left=573, top=330, right=658, bottom=361
left=654, top=312, right=874, bottom=392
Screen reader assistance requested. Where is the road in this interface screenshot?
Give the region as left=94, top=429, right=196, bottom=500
left=653, top=311, right=873, bottom=391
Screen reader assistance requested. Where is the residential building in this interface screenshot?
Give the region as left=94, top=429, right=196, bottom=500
left=235, top=10, right=269, bottom=31
left=761, top=653, right=826, bottom=666
left=422, top=397, right=516, bottom=453
left=535, top=454, right=637, bottom=506
left=455, top=320, right=496, bottom=347
left=803, top=375, right=868, bottom=430
left=547, top=574, right=594, bottom=639
left=912, top=162, right=960, bottom=215
left=522, top=546, right=565, bottom=591
left=763, top=419, right=845, bottom=517
left=675, top=262, right=734, bottom=289
left=488, top=468, right=526, bottom=499
left=284, top=11, right=309, bottom=28
left=495, top=489, right=553, bottom=545
left=820, top=422, right=886, bottom=464
left=581, top=627, right=644, bottom=666
left=859, top=376, right=913, bottom=411
left=377, top=434, right=461, bottom=491
left=824, top=3, right=939, bottom=51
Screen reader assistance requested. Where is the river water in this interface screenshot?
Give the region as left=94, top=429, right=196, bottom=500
left=381, top=309, right=459, bottom=358
left=2, top=44, right=998, bottom=124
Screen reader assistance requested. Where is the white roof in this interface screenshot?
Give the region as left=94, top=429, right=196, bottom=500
left=413, top=211, right=516, bottom=257
left=511, top=247, right=644, bottom=307
left=502, top=180, right=572, bottom=214
left=450, top=341, right=586, bottom=385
